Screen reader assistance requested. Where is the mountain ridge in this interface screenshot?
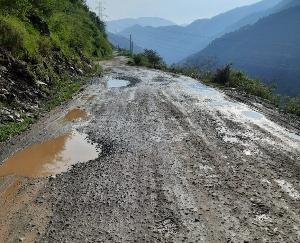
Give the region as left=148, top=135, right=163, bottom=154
left=106, top=17, right=176, bottom=33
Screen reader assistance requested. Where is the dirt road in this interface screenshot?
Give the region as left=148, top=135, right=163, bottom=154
left=0, top=57, right=300, bottom=242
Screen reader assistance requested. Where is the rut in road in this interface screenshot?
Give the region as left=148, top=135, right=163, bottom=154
left=0, top=57, right=299, bottom=242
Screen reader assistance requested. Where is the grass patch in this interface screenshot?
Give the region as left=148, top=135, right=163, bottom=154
left=0, top=0, right=112, bottom=61
left=0, top=118, right=33, bottom=142
left=46, top=76, right=82, bottom=110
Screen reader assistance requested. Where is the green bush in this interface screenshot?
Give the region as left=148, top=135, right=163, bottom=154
left=0, top=0, right=112, bottom=61
left=131, top=49, right=166, bottom=69
left=133, top=53, right=149, bottom=66
left=213, top=64, right=231, bottom=85
left=0, top=18, right=24, bottom=54
left=283, top=96, right=300, bottom=116
left=38, top=36, right=52, bottom=56
left=229, top=69, right=278, bottom=104
left=143, top=49, right=164, bottom=68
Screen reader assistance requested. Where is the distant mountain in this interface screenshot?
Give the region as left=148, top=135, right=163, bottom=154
left=107, top=32, right=143, bottom=53
left=184, top=4, right=300, bottom=95
left=224, top=0, right=298, bottom=33
left=118, top=0, right=281, bottom=64
left=185, top=0, right=281, bottom=36
left=106, top=17, right=175, bottom=33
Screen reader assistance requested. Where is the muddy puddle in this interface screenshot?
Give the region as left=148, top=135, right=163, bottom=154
left=0, top=131, right=100, bottom=178
left=108, top=79, right=130, bottom=88
left=64, top=108, right=88, bottom=121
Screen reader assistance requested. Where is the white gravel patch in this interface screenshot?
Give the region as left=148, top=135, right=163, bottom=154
left=275, top=179, right=300, bottom=200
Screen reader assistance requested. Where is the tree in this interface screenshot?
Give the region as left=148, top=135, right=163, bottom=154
left=143, top=49, right=163, bottom=68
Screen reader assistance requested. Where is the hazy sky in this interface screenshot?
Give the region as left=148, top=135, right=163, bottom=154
left=86, top=0, right=262, bottom=24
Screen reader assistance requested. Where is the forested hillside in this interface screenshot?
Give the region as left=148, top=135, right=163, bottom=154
left=0, top=0, right=112, bottom=140
left=184, top=5, right=300, bottom=95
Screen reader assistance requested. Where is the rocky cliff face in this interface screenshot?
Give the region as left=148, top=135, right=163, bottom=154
left=0, top=47, right=93, bottom=125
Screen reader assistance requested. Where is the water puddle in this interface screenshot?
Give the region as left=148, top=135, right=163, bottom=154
left=189, top=83, right=220, bottom=98
left=242, top=110, right=265, bottom=120
left=288, top=132, right=300, bottom=142
left=64, top=108, right=88, bottom=121
left=108, top=79, right=130, bottom=88
left=0, top=131, right=100, bottom=178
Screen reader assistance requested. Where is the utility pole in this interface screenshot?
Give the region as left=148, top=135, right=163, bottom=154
left=129, top=34, right=133, bottom=55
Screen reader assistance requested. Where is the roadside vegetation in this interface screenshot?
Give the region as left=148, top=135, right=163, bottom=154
left=0, top=0, right=112, bottom=142
left=0, top=118, right=33, bottom=142
left=127, top=49, right=166, bottom=69
left=127, top=49, right=300, bottom=117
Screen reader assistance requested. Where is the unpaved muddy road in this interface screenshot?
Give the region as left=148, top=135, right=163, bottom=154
left=0, top=57, right=300, bottom=242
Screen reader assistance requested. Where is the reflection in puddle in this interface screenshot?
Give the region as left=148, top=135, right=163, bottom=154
left=0, top=131, right=100, bottom=178
left=64, top=108, right=88, bottom=121
left=189, top=83, right=220, bottom=98
left=288, top=132, right=300, bottom=142
left=242, top=110, right=264, bottom=120
left=108, top=79, right=130, bottom=88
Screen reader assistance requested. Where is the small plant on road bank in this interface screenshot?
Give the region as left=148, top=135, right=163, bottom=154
left=0, top=118, right=33, bottom=142
left=283, top=96, right=300, bottom=116
left=213, top=64, right=231, bottom=85
left=46, top=76, right=83, bottom=110
left=130, top=49, right=166, bottom=69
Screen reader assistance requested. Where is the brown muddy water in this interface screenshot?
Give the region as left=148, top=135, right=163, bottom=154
left=0, top=131, right=100, bottom=178
left=64, top=108, right=88, bottom=121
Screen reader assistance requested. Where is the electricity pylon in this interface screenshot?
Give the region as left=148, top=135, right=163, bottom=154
left=96, top=0, right=105, bottom=19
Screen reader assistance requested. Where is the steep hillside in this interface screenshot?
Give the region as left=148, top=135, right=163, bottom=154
left=108, top=32, right=143, bottom=53
left=184, top=5, right=300, bottom=95
left=185, top=0, right=281, bottom=36
left=106, top=17, right=175, bottom=33
left=118, top=0, right=281, bottom=64
left=224, top=0, right=298, bottom=33
left=0, top=0, right=112, bottom=139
